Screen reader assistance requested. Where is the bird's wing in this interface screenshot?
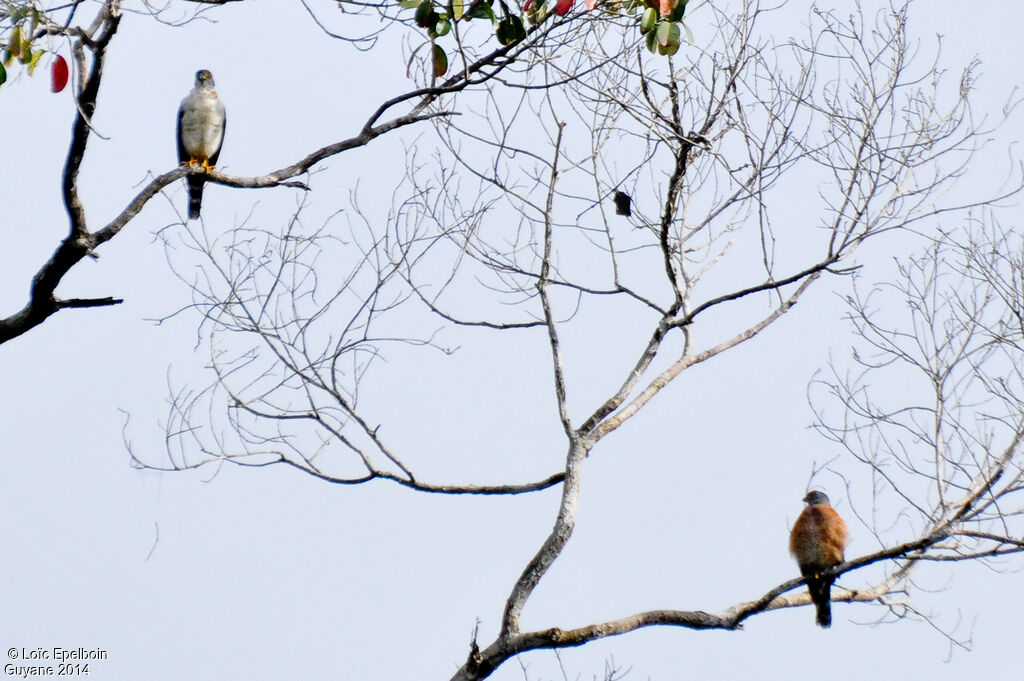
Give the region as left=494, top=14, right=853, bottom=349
left=176, top=99, right=189, bottom=164
left=209, top=99, right=225, bottom=167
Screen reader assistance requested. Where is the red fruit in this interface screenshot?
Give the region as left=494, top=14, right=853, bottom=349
left=585, top=0, right=596, bottom=9
left=555, top=0, right=572, bottom=14
left=51, top=55, right=68, bottom=93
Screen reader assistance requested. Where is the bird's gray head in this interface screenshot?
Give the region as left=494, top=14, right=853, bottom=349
left=194, top=69, right=215, bottom=88
left=803, top=490, right=831, bottom=506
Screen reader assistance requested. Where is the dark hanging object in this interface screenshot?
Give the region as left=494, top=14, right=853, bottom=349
left=613, top=190, right=632, bottom=217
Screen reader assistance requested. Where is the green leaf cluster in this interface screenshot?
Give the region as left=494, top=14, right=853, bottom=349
left=635, top=0, right=690, bottom=56
left=2, top=4, right=47, bottom=87
left=399, top=0, right=531, bottom=79
left=398, top=0, right=691, bottom=81
left=402, top=0, right=529, bottom=42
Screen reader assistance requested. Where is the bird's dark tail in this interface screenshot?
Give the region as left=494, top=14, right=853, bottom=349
left=187, top=176, right=205, bottom=220
left=808, top=577, right=834, bottom=628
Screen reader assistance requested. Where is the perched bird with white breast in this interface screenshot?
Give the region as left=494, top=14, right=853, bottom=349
left=177, top=69, right=226, bottom=220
